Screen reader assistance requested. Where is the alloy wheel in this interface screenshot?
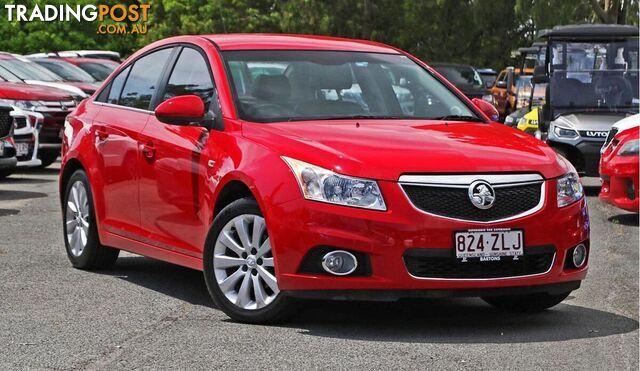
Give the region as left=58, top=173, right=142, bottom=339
left=65, top=180, right=90, bottom=257
left=213, top=214, right=279, bottom=310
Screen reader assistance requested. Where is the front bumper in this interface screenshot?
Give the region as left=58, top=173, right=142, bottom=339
left=287, top=281, right=581, bottom=301
left=268, top=179, right=589, bottom=294
left=0, top=155, right=17, bottom=170
left=548, top=138, right=603, bottom=177
left=600, top=155, right=639, bottom=212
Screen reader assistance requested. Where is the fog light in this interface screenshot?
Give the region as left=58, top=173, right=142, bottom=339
left=322, top=250, right=357, bottom=275
left=572, top=244, right=587, bottom=268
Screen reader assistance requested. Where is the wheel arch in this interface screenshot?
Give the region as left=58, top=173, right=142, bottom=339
left=212, top=178, right=257, bottom=223
left=59, top=158, right=86, bottom=206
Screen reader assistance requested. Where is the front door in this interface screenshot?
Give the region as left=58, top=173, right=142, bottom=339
left=138, top=46, right=220, bottom=257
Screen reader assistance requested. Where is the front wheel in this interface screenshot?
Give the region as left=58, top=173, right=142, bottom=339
left=63, top=169, right=119, bottom=269
left=482, top=291, right=571, bottom=312
left=203, top=197, right=293, bottom=323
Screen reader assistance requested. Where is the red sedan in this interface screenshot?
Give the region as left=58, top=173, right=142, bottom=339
left=600, top=125, right=639, bottom=212
left=59, top=34, right=589, bottom=323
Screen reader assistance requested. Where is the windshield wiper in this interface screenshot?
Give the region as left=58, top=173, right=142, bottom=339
left=430, top=115, right=485, bottom=122
left=287, top=114, right=402, bottom=122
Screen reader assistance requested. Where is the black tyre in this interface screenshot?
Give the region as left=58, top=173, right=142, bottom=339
left=203, top=197, right=293, bottom=323
left=39, top=152, right=59, bottom=168
left=482, top=291, right=571, bottom=312
left=63, top=169, right=119, bottom=269
left=0, top=168, right=14, bottom=180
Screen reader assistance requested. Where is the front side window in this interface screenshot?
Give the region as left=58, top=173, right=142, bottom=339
left=162, top=48, right=215, bottom=110
left=119, top=48, right=173, bottom=110
left=224, top=51, right=477, bottom=123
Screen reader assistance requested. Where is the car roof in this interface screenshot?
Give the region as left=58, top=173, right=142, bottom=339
left=539, top=24, right=639, bottom=38
left=429, top=62, right=475, bottom=69
left=476, top=68, right=496, bottom=74
left=201, top=34, right=401, bottom=54
left=518, top=46, right=541, bottom=54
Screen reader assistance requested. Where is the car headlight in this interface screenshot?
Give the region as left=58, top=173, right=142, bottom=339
left=557, top=171, right=583, bottom=207
left=618, top=139, right=639, bottom=156
left=0, top=99, right=45, bottom=111
left=282, top=156, right=386, bottom=211
left=553, top=124, right=579, bottom=139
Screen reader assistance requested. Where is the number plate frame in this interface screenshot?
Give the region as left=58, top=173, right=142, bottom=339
left=454, top=228, right=524, bottom=261
left=15, top=142, right=29, bottom=156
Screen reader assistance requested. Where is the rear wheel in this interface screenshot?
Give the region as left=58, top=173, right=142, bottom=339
left=203, top=197, right=293, bottom=323
left=482, top=291, right=571, bottom=312
left=63, top=170, right=119, bottom=269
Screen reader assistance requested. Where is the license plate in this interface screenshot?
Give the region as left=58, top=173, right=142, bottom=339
left=16, top=142, right=29, bottom=156
left=455, top=228, right=523, bottom=261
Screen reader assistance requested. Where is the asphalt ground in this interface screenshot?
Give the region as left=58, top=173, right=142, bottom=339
left=0, top=163, right=638, bottom=370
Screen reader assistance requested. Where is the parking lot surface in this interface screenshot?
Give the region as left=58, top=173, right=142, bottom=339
left=0, top=163, right=638, bottom=370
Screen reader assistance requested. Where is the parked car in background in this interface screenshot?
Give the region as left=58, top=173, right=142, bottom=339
left=61, top=58, right=119, bottom=81
left=29, top=58, right=100, bottom=94
left=0, top=102, right=17, bottom=179
left=0, top=81, right=76, bottom=168
left=490, top=67, right=518, bottom=119
left=60, top=34, right=587, bottom=324
left=534, top=24, right=639, bottom=176
left=476, top=68, right=497, bottom=89
left=430, top=63, right=489, bottom=100
left=28, top=50, right=121, bottom=62
left=600, top=114, right=639, bottom=212
left=0, top=53, right=86, bottom=99
left=25, top=54, right=120, bottom=82
left=504, top=76, right=546, bottom=130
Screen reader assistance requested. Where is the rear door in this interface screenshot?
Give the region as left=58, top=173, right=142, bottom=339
left=92, top=47, right=175, bottom=240
left=138, top=45, right=220, bottom=257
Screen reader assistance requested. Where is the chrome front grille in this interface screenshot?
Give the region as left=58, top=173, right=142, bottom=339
left=399, top=174, right=545, bottom=222
left=0, top=107, right=12, bottom=138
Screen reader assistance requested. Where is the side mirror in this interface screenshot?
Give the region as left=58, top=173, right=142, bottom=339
left=495, top=80, right=507, bottom=89
left=155, top=95, right=208, bottom=127
left=532, top=65, right=548, bottom=84
left=471, top=98, right=499, bottom=122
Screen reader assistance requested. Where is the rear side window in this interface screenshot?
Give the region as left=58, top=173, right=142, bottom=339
left=119, top=48, right=173, bottom=110
left=104, top=65, right=130, bottom=104
left=162, top=48, right=215, bottom=110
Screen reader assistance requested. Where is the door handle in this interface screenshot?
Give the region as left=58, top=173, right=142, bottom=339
left=140, top=142, right=155, bottom=160
left=95, top=127, right=109, bottom=141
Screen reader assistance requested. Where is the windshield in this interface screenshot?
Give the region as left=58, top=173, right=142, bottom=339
left=516, top=76, right=546, bottom=108
left=78, top=62, right=117, bottom=81
left=479, top=73, right=496, bottom=87
left=34, top=60, right=95, bottom=82
left=549, top=39, right=639, bottom=111
left=523, top=51, right=546, bottom=70
left=0, top=66, right=23, bottom=82
left=224, top=51, right=478, bottom=123
left=0, top=59, right=62, bottom=82
left=433, top=65, right=484, bottom=89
